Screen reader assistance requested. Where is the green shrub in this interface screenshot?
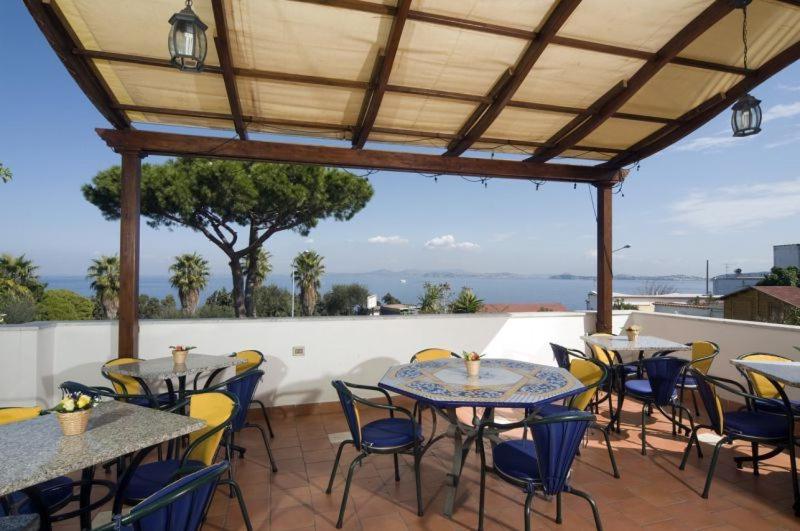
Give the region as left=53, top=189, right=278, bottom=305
left=196, top=303, right=235, bottom=318
left=0, top=292, right=37, bottom=324
left=254, top=284, right=293, bottom=317
left=35, top=289, right=94, bottom=321
left=139, top=294, right=180, bottom=319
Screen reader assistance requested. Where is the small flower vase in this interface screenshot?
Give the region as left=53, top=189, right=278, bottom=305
left=465, top=359, right=481, bottom=378
left=626, top=329, right=639, bottom=341
left=57, top=409, right=91, bottom=436
left=172, top=349, right=189, bottom=365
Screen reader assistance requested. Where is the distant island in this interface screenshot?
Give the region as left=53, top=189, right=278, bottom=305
left=550, top=273, right=704, bottom=281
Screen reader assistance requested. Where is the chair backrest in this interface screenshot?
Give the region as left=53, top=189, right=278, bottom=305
left=567, top=358, right=606, bottom=412
left=332, top=380, right=361, bottom=449
left=225, top=370, right=263, bottom=431
left=410, top=348, right=458, bottom=363
left=233, top=350, right=264, bottom=374
left=531, top=411, right=593, bottom=495
left=689, top=341, right=719, bottom=375
left=103, top=358, right=143, bottom=395
left=110, top=461, right=228, bottom=531
left=587, top=334, right=615, bottom=366
left=690, top=369, right=725, bottom=434
left=0, top=407, right=41, bottom=426
left=642, top=356, right=689, bottom=406
left=549, top=343, right=572, bottom=370
left=186, top=392, right=236, bottom=466
left=736, top=353, right=791, bottom=399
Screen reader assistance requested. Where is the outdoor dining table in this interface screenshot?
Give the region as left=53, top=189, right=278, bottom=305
left=730, top=358, right=800, bottom=516
left=103, top=353, right=244, bottom=404
left=0, top=400, right=204, bottom=531
left=378, top=358, right=585, bottom=517
left=581, top=335, right=691, bottom=432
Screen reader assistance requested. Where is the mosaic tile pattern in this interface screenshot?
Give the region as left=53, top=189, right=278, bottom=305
left=379, top=358, right=585, bottom=408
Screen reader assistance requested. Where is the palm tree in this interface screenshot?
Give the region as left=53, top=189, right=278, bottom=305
left=292, top=251, right=325, bottom=316
left=0, top=253, right=45, bottom=299
left=452, top=287, right=484, bottom=313
left=169, top=253, right=210, bottom=315
left=87, top=255, right=120, bottom=319
left=243, top=248, right=272, bottom=286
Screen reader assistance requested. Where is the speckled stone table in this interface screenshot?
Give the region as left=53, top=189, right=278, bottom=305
left=379, top=358, right=585, bottom=517
left=582, top=335, right=690, bottom=432
left=102, top=354, right=244, bottom=402
left=0, top=515, right=38, bottom=531
left=0, top=401, right=204, bottom=530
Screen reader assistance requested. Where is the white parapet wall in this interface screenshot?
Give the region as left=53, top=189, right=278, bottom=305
left=0, top=311, right=631, bottom=408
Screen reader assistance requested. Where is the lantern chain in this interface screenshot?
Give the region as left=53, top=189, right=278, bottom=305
left=741, top=5, right=749, bottom=71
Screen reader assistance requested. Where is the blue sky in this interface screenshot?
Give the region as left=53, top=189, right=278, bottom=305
left=2, top=2, right=800, bottom=278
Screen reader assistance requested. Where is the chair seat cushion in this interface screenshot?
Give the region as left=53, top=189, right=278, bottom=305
left=677, top=375, right=698, bottom=388
left=362, top=418, right=421, bottom=448
left=533, top=403, right=574, bottom=416
left=624, top=379, right=653, bottom=397
left=621, top=364, right=639, bottom=374
left=493, top=440, right=540, bottom=483
left=16, top=476, right=73, bottom=514
left=122, top=459, right=205, bottom=501
left=724, top=411, right=790, bottom=439
left=127, top=393, right=173, bottom=408
left=753, top=397, right=800, bottom=414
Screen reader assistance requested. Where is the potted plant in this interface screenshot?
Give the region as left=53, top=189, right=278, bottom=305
left=170, top=345, right=196, bottom=365
left=52, top=392, right=99, bottom=436
left=625, top=325, right=641, bottom=341
left=462, top=351, right=485, bottom=377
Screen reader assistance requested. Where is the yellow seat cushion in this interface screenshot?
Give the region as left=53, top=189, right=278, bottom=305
left=690, top=341, right=718, bottom=375
left=234, top=350, right=263, bottom=374
left=187, top=392, right=235, bottom=465
left=0, top=407, right=42, bottom=426
left=738, top=353, right=791, bottom=399
left=569, top=359, right=604, bottom=412
left=412, top=348, right=455, bottom=362
left=104, top=358, right=143, bottom=395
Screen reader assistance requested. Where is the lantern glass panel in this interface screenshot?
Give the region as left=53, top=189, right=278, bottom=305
left=168, top=6, right=207, bottom=72
left=731, top=94, right=762, bottom=137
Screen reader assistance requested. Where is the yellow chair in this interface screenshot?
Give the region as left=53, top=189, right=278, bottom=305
left=677, top=341, right=720, bottom=416
left=410, top=348, right=459, bottom=363
left=735, top=353, right=798, bottom=414
left=234, top=349, right=264, bottom=374
left=0, top=406, right=42, bottom=426
left=102, top=358, right=170, bottom=408
left=535, top=358, right=620, bottom=478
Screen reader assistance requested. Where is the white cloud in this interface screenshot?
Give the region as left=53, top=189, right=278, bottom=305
left=765, top=132, right=800, bottom=149
left=304, top=237, right=314, bottom=244
left=585, top=249, right=597, bottom=258
left=424, top=234, right=479, bottom=251
left=367, top=235, right=408, bottom=245
left=489, top=232, right=516, bottom=243
left=668, top=179, right=800, bottom=232
left=778, top=84, right=800, bottom=92
left=763, top=101, right=800, bottom=123
left=674, top=135, right=744, bottom=152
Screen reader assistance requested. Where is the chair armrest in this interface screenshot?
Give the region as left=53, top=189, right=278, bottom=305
left=350, top=394, right=413, bottom=422
left=344, top=382, right=394, bottom=407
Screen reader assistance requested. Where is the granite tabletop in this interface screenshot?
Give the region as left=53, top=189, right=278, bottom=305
left=0, top=401, right=204, bottom=497
left=379, top=358, right=586, bottom=408
left=731, top=359, right=800, bottom=387
left=581, top=335, right=690, bottom=353
left=0, top=515, right=38, bottom=531
left=102, top=354, right=244, bottom=380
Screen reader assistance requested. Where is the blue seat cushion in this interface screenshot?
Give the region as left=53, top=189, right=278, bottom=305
left=493, top=440, right=540, bottom=483
left=533, top=403, right=574, bottom=416
left=362, top=418, right=421, bottom=448
left=724, top=411, right=790, bottom=439
left=624, top=379, right=654, bottom=397
left=621, top=364, right=639, bottom=374
left=122, top=459, right=205, bottom=501
left=15, top=476, right=73, bottom=514
left=676, top=375, right=698, bottom=388
left=127, top=393, right=173, bottom=408
left=753, top=398, right=800, bottom=414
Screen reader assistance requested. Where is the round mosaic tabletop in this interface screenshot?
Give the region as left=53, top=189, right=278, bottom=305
left=378, top=358, right=585, bottom=408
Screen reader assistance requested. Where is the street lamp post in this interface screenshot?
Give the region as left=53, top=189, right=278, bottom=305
left=290, top=264, right=296, bottom=318
left=612, top=244, right=631, bottom=253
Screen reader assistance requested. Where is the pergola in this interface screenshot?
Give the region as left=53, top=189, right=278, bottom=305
left=25, top=0, right=800, bottom=357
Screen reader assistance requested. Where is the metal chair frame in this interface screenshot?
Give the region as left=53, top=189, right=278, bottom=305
left=476, top=410, right=603, bottom=531
left=326, top=381, right=424, bottom=529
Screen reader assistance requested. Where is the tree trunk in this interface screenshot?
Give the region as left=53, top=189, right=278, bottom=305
left=104, top=295, right=119, bottom=320
left=229, top=259, right=246, bottom=318
left=185, top=289, right=200, bottom=315
left=244, top=229, right=259, bottom=317
left=302, top=286, right=317, bottom=316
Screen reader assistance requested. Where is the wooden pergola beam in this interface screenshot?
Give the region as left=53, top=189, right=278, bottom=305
left=24, top=0, right=129, bottom=129
left=529, top=0, right=735, bottom=162
left=96, top=128, right=625, bottom=183
left=291, top=0, right=754, bottom=77
left=211, top=0, right=247, bottom=139
left=445, top=0, right=582, bottom=156
left=352, top=0, right=411, bottom=148
left=604, top=39, right=800, bottom=168
left=76, top=49, right=674, bottom=126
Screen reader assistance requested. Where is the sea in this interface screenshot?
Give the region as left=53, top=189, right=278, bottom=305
left=43, top=273, right=707, bottom=311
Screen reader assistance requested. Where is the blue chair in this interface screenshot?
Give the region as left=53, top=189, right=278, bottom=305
left=623, top=356, right=696, bottom=455
left=680, top=369, right=798, bottom=499
left=326, top=381, right=424, bottom=529
left=477, top=410, right=602, bottom=531
left=202, top=369, right=277, bottom=472
left=93, top=461, right=229, bottom=531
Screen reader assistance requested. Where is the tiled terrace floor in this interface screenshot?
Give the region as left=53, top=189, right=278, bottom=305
left=57, top=395, right=798, bottom=530
left=200, top=396, right=798, bottom=531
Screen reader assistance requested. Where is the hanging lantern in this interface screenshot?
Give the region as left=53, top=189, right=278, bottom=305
left=730, top=0, right=762, bottom=137
left=168, top=0, right=208, bottom=72
left=731, top=94, right=762, bottom=137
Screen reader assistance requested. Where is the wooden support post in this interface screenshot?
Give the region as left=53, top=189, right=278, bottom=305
left=596, top=183, right=613, bottom=333
left=118, top=150, right=142, bottom=358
